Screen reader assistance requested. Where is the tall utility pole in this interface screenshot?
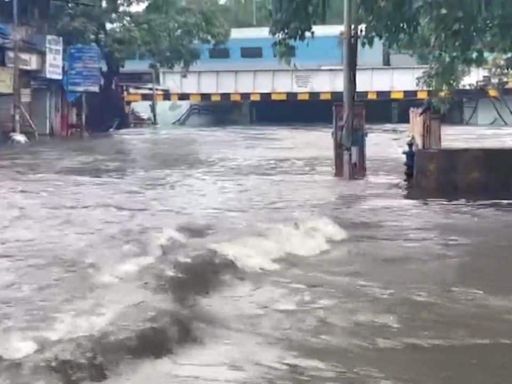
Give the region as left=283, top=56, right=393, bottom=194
left=12, top=0, right=21, bottom=134
left=342, top=0, right=354, bottom=159
left=252, top=0, right=257, bottom=26
left=150, top=63, right=159, bottom=126
left=338, top=0, right=357, bottom=180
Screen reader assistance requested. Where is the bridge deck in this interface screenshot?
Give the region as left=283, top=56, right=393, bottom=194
left=124, top=67, right=499, bottom=102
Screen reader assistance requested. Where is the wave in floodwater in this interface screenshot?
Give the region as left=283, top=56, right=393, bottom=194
left=212, top=217, right=347, bottom=271
left=0, top=216, right=347, bottom=384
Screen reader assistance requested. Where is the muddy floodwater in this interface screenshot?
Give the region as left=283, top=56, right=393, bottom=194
left=1, top=125, right=512, bottom=383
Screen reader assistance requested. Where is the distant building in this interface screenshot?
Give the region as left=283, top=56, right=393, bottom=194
left=0, top=0, right=62, bottom=138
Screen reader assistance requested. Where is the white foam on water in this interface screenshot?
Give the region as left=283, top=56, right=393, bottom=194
left=41, top=283, right=160, bottom=341
left=0, top=335, right=38, bottom=359
left=398, top=337, right=512, bottom=348
left=103, top=330, right=287, bottom=384
left=102, top=326, right=345, bottom=384
left=200, top=281, right=301, bottom=320
left=43, top=310, right=119, bottom=341
left=354, top=313, right=400, bottom=329
left=96, top=256, right=156, bottom=284
left=96, top=227, right=186, bottom=284
left=116, top=256, right=156, bottom=276
left=157, top=228, right=188, bottom=246
left=211, top=217, right=347, bottom=271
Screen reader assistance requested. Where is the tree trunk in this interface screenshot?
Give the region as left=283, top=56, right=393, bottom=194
left=86, top=52, right=128, bottom=133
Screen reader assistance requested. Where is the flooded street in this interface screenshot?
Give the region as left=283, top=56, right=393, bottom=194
left=1, top=125, right=512, bottom=383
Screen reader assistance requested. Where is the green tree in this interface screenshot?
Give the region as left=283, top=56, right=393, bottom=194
left=51, top=0, right=230, bottom=80
left=49, top=0, right=229, bottom=130
left=136, top=0, right=230, bottom=69
left=271, top=0, right=512, bottom=91
left=50, top=0, right=141, bottom=86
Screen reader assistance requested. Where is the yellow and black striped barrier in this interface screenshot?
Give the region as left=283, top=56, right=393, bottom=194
left=124, top=89, right=505, bottom=103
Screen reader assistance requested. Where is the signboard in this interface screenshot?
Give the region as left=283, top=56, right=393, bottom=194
left=21, top=88, right=31, bottom=103
left=66, top=44, right=102, bottom=93
left=6, top=50, right=43, bottom=71
left=294, top=73, right=312, bottom=89
left=45, top=35, right=63, bottom=80
left=31, top=78, right=50, bottom=89
left=0, top=67, right=13, bottom=94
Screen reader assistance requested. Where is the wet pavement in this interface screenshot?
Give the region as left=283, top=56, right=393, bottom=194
left=1, top=125, right=512, bottom=383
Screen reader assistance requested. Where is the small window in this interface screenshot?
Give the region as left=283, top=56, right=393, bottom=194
left=209, top=47, right=230, bottom=59
left=241, top=47, right=263, bottom=59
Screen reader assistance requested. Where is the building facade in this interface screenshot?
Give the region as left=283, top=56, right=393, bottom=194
left=0, top=0, right=62, bottom=139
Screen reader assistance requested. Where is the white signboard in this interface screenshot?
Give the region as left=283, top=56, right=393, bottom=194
left=45, top=35, right=63, bottom=80
left=21, top=88, right=31, bottom=103
left=294, top=73, right=312, bottom=89
left=5, top=50, right=42, bottom=71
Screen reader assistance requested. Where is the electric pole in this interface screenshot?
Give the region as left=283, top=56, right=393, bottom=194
left=341, top=0, right=357, bottom=179
left=342, top=0, right=354, bottom=156
left=253, top=0, right=257, bottom=26
left=150, top=63, right=159, bottom=126
left=12, top=0, right=21, bottom=134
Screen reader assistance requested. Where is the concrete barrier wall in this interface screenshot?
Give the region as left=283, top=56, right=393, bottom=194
left=412, top=148, right=512, bottom=199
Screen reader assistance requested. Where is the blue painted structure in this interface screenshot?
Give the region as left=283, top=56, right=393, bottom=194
left=196, top=36, right=344, bottom=70
left=194, top=26, right=385, bottom=70
left=66, top=44, right=102, bottom=93
left=124, top=25, right=386, bottom=72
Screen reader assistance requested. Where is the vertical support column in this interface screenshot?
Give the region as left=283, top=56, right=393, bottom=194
left=151, top=65, right=158, bottom=126
left=335, top=0, right=363, bottom=179
left=334, top=102, right=367, bottom=179
left=249, top=102, right=257, bottom=124
left=342, top=0, right=354, bottom=150
left=12, top=0, right=21, bottom=134
left=333, top=103, right=344, bottom=176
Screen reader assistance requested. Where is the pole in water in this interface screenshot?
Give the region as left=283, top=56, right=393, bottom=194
left=12, top=0, right=21, bottom=134
left=151, top=64, right=158, bottom=126
left=334, top=0, right=355, bottom=178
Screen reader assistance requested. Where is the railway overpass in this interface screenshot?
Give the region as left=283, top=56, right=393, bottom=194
left=123, top=66, right=511, bottom=125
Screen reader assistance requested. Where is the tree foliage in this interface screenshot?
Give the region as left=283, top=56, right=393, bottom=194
left=50, top=0, right=142, bottom=76
left=48, top=0, right=230, bottom=131
left=271, top=0, right=512, bottom=91
left=136, top=0, right=229, bottom=69
left=49, top=0, right=230, bottom=74
left=222, top=0, right=273, bottom=28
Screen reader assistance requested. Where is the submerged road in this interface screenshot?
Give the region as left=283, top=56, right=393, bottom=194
left=1, top=125, right=512, bottom=383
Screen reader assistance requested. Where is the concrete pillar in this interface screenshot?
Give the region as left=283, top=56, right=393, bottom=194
left=391, top=102, right=399, bottom=123
left=249, top=102, right=257, bottom=124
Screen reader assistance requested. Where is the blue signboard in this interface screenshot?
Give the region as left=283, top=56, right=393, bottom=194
left=66, top=44, right=102, bottom=93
